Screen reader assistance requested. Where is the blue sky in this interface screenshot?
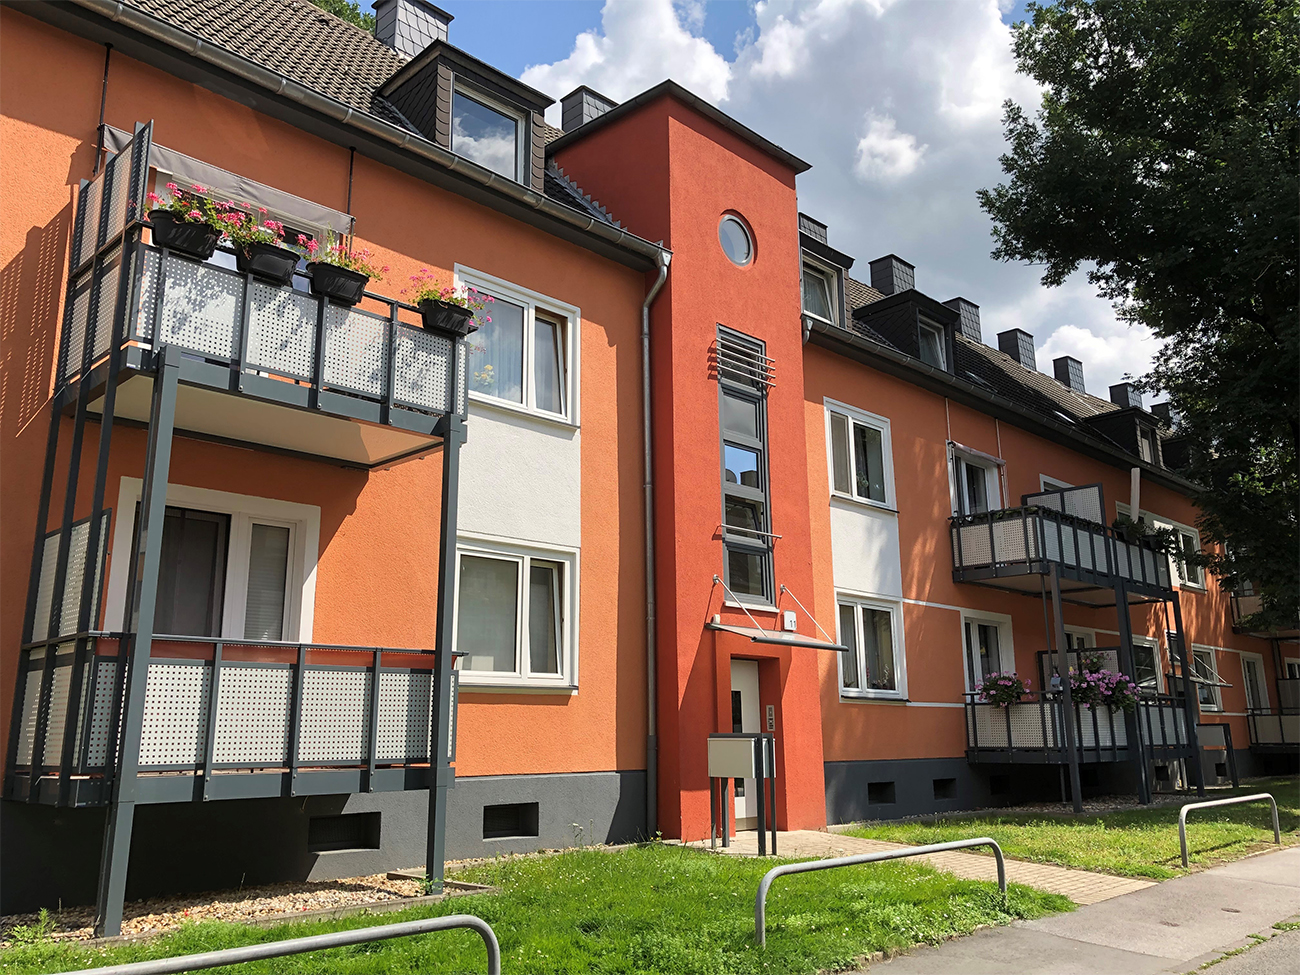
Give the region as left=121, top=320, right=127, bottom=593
left=433, top=0, right=1154, bottom=396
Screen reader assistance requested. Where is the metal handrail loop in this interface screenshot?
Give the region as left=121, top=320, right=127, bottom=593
left=754, top=838, right=1006, bottom=946
left=54, top=914, right=501, bottom=975
left=1178, top=793, right=1280, bottom=868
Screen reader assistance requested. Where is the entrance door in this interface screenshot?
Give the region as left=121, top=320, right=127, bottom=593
left=730, top=658, right=760, bottom=829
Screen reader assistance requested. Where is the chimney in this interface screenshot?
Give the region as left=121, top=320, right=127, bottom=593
left=943, top=297, right=981, bottom=342
left=868, top=254, right=915, bottom=296
left=1109, top=382, right=1143, bottom=409
left=798, top=213, right=828, bottom=243
left=1053, top=355, right=1085, bottom=393
left=373, top=0, right=452, bottom=58
left=997, top=328, right=1036, bottom=370
left=560, top=86, right=618, bottom=133
left=1150, top=402, right=1176, bottom=425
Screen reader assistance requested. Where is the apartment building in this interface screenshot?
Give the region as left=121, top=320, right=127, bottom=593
left=1, top=0, right=1294, bottom=932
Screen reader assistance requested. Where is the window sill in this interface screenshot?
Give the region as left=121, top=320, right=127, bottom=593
left=829, top=493, right=898, bottom=515
left=468, top=393, right=578, bottom=431
left=840, top=691, right=907, bottom=703
left=723, top=599, right=780, bottom=614
left=458, top=679, right=578, bottom=695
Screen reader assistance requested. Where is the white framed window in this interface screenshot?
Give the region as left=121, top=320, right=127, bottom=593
left=1133, top=637, right=1163, bottom=692
left=1063, top=628, right=1094, bottom=652
left=918, top=320, right=946, bottom=368
left=451, top=83, right=526, bottom=181
left=836, top=593, right=906, bottom=699
left=104, top=478, right=319, bottom=641
left=1137, top=424, right=1159, bottom=465
left=456, top=266, right=579, bottom=424
left=961, top=610, right=1013, bottom=691
left=950, top=444, right=1003, bottom=516
left=1191, top=646, right=1222, bottom=711
left=801, top=260, right=835, bottom=322
left=825, top=399, right=895, bottom=508
left=1241, top=653, right=1269, bottom=711
left=1116, top=504, right=1205, bottom=591
left=454, top=536, right=577, bottom=688
left=1040, top=475, right=1072, bottom=492
left=1286, top=658, right=1300, bottom=680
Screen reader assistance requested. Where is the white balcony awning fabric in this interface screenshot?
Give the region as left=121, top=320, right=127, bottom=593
left=706, top=621, right=848, bottom=653
left=101, top=124, right=353, bottom=234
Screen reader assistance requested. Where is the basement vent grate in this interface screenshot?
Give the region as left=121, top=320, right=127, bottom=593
left=483, top=802, right=540, bottom=840
left=307, top=812, right=381, bottom=853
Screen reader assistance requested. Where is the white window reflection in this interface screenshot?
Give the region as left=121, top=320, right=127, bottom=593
left=452, top=90, right=520, bottom=180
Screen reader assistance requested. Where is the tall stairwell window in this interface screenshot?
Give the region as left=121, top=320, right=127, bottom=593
left=718, top=327, right=774, bottom=604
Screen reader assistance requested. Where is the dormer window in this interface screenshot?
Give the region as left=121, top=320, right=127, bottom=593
left=452, top=86, right=524, bottom=180
left=918, top=320, right=945, bottom=368
left=1137, top=424, right=1159, bottom=464
left=802, top=262, right=835, bottom=322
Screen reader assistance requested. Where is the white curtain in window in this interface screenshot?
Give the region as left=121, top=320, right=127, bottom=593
left=533, top=316, right=565, bottom=414
left=838, top=603, right=859, bottom=689
left=459, top=555, right=518, bottom=672
left=244, top=523, right=290, bottom=640
left=528, top=561, right=561, bottom=674
left=862, top=607, right=895, bottom=690
left=470, top=295, right=524, bottom=403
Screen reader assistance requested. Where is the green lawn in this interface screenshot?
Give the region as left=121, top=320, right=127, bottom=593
left=0, top=844, right=1068, bottom=975
left=846, top=776, right=1300, bottom=881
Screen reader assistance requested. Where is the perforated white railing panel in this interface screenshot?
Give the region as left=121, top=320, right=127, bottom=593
left=75, top=176, right=103, bottom=270
left=393, top=325, right=451, bottom=412
left=39, top=647, right=77, bottom=767
left=62, top=273, right=93, bottom=382
left=376, top=671, right=432, bottom=762
left=135, top=249, right=160, bottom=341
left=14, top=656, right=44, bottom=766
left=212, top=666, right=291, bottom=765
left=247, top=281, right=316, bottom=379
left=91, top=246, right=123, bottom=360
left=298, top=669, right=371, bottom=763
left=323, top=305, right=387, bottom=395
left=84, top=658, right=120, bottom=768
left=138, top=663, right=210, bottom=767
left=159, top=258, right=242, bottom=358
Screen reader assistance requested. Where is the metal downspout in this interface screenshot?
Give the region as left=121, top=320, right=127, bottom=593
left=642, top=250, right=670, bottom=839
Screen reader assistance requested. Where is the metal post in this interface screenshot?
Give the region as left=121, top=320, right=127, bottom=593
left=754, top=735, right=767, bottom=856
left=1170, top=594, right=1205, bottom=797
left=200, top=643, right=222, bottom=801
left=766, top=735, right=777, bottom=857
left=1049, top=564, right=1083, bottom=813
left=94, top=344, right=181, bottom=937
left=426, top=412, right=464, bottom=889
left=1114, top=580, right=1150, bottom=803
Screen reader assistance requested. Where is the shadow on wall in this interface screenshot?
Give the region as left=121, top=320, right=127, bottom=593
left=0, top=204, right=71, bottom=439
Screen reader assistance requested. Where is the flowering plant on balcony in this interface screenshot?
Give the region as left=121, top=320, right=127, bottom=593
left=1069, top=656, right=1139, bottom=712
left=145, top=182, right=223, bottom=226
left=218, top=205, right=286, bottom=248
left=297, top=232, right=388, bottom=280
left=976, top=672, right=1030, bottom=708
left=405, top=269, right=492, bottom=336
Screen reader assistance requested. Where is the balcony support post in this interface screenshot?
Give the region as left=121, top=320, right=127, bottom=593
left=1049, top=564, right=1083, bottom=814
left=1114, top=579, right=1151, bottom=803
left=427, top=412, right=464, bottom=891
left=1170, top=594, right=1205, bottom=797
left=94, top=344, right=181, bottom=938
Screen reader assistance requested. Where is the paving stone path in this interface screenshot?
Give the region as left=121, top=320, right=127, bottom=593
left=686, top=828, right=1154, bottom=905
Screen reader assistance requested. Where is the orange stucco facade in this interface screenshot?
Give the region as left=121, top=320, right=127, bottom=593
left=2, top=0, right=1292, bottom=918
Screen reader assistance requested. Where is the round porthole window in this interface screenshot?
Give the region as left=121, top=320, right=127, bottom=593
left=718, top=214, right=753, bottom=266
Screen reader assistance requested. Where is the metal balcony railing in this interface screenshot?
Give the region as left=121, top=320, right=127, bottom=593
left=950, top=491, right=1172, bottom=593
left=58, top=243, right=467, bottom=426
left=1247, top=678, right=1300, bottom=750
left=8, top=633, right=457, bottom=806
left=964, top=691, right=1190, bottom=764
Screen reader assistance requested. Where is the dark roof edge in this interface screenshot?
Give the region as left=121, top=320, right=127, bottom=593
left=56, top=0, right=665, bottom=270
left=800, top=234, right=854, bottom=270
left=544, top=80, right=812, bottom=175
left=379, top=40, right=554, bottom=111
left=855, top=288, right=959, bottom=325
left=805, top=319, right=1201, bottom=497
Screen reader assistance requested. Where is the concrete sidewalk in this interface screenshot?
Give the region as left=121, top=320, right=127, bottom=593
left=688, top=828, right=1153, bottom=904
left=865, top=846, right=1300, bottom=974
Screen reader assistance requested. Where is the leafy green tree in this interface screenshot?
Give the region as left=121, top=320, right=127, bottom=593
left=979, top=0, right=1299, bottom=631
left=308, top=0, right=376, bottom=33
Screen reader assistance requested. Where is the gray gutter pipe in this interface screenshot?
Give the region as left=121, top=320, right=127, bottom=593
left=69, top=0, right=668, bottom=268
left=641, top=250, right=670, bottom=839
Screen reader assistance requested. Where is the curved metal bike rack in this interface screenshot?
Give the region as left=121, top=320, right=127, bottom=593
left=54, top=914, right=501, bottom=975
left=754, top=838, right=1007, bottom=947
left=1179, top=793, right=1280, bottom=868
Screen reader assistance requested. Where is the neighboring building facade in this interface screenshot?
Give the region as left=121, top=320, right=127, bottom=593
left=2, top=0, right=1294, bottom=926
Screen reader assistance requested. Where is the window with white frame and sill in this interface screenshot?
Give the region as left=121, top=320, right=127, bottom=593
left=454, top=540, right=575, bottom=687
left=801, top=260, right=836, bottom=323
left=837, top=595, right=905, bottom=698
left=1241, top=654, right=1269, bottom=711
left=1133, top=638, right=1163, bottom=692
left=451, top=85, right=526, bottom=181
left=963, top=614, right=1012, bottom=690
left=457, top=268, right=576, bottom=422
left=826, top=401, right=894, bottom=508
left=106, top=480, right=318, bottom=642
left=1191, top=647, right=1222, bottom=711
left=1115, top=504, right=1205, bottom=589
left=951, top=447, right=1002, bottom=516
left=918, top=319, right=946, bottom=369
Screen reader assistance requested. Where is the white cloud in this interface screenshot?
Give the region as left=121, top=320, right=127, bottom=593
left=853, top=113, right=927, bottom=182
left=520, top=0, right=731, bottom=125
left=519, top=0, right=1159, bottom=392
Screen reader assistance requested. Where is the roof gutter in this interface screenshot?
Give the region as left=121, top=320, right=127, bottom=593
left=67, top=0, right=668, bottom=269
left=806, top=318, right=1201, bottom=496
